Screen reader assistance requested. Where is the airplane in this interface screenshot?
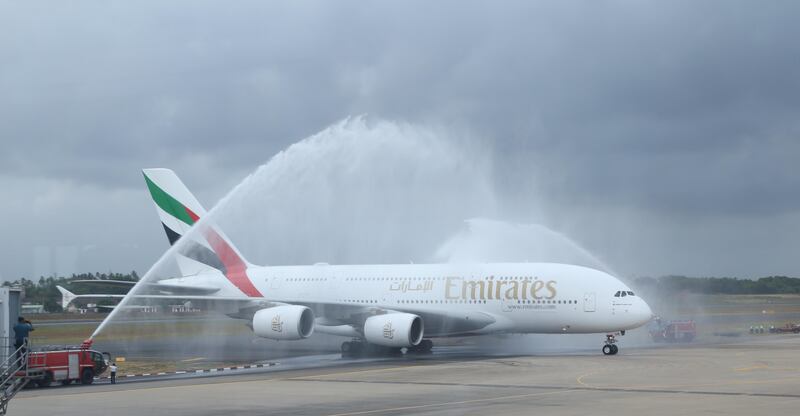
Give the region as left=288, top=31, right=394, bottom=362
left=92, top=168, right=653, bottom=356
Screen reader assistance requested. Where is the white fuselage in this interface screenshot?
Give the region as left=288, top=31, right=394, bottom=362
left=166, top=262, right=652, bottom=337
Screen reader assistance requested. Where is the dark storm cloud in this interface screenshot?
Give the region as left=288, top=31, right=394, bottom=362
left=1, top=1, right=799, bottom=279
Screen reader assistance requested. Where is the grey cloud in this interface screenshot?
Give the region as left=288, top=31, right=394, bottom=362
left=2, top=1, right=800, bottom=279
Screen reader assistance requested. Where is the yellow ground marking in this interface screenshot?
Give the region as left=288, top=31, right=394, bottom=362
left=15, top=377, right=280, bottom=400
left=16, top=363, right=431, bottom=400
left=576, top=370, right=800, bottom=391
left=734, top=365, right=800, bottom=372
left=289, top=360, right=486, bottom=381
left=735, top=364, right=769, bottom=372
left=325, top=389, right=579, bottom=416
left=181, top=357, right=206, bottom=362
left=288, top=365, right=426, bottom=380
left=575, top=372, right=596, bottom=387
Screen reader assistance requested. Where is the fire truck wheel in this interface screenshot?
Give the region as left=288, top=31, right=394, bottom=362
left=81, top=368, right=94, bottom=385
left=37, top=371, right=53, bottom=387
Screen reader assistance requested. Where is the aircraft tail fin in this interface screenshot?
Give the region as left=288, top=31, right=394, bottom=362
left=143, top=168, right=209, bottom=245
left=56, top=285, right=77, bottom=310
left=142, top=169, right=262, bottom=297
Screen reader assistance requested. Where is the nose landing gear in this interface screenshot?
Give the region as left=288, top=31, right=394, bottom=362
left=602, top=333, right=619, bottom=355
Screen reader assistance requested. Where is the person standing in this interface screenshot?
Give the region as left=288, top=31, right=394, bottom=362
left=110, top=362, right=117, bottom=384
left=13, top=317, right=34, bottom=364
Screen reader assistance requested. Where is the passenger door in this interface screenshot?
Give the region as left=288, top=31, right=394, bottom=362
left=583, top=292, right=596, bottom=312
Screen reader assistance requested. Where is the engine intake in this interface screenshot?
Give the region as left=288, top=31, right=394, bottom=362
left=364, top=313, right=423, bottom=348
left=253, top=305, right=314, bottom=340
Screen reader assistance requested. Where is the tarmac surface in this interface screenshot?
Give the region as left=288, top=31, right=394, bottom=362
left=12, top=335, right=800, bottom=416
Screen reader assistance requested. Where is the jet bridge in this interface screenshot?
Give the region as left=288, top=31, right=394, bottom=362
left=0, top=287, right=22, bottom=363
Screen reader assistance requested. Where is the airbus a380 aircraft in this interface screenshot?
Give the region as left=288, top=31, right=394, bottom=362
left=90, top=168, right=653, bottom=356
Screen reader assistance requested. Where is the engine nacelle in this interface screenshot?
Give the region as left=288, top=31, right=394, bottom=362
left=363, top=313, right=424, bottom=348
left=253, top=305, right=314, bottom=340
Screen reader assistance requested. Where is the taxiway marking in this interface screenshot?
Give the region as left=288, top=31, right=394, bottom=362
left=576, top=370, right=800, bottom=392
left=325, top=389, right=579, bottom=416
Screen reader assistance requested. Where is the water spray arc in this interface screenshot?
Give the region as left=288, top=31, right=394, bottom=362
left=90, top=117, right=648, bottom=360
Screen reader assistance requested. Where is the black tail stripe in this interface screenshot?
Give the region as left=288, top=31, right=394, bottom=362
left=178, top=241, right=227, bottom=275
left=161, top=222, right=182, bottom=245
left=161, top=222, right=227, bottom=274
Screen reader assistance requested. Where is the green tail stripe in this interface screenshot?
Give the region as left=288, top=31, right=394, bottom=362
left=144, top=173, right=196, bottom=226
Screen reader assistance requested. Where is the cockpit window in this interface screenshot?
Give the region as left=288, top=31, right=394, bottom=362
left=620, top=291, right=627, bottom=297
left=627, top=291, right=635, bottom=296
left=614, top=291, right=620, bottom=297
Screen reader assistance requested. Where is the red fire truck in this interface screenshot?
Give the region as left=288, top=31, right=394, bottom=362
left=769, top=323, right=800, bottom=334
left=649, top=319, right=697, bottom=343
left=21, top=340, right=110, bottom=387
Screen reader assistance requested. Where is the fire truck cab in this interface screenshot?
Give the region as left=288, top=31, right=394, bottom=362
left=25, top=344, right=110, bottom=387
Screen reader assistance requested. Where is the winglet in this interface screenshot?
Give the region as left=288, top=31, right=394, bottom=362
left=56, top=285, right=78, bottom=310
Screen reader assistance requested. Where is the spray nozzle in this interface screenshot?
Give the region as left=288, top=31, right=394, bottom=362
left=80, top=338, right=93, bottom=349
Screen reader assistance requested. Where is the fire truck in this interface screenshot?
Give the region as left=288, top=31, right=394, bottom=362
left=769, top=323, right=800, bottom=334
left=649, top=319, right=696, bottom=343
left=21, top=339, right=110, bottom=387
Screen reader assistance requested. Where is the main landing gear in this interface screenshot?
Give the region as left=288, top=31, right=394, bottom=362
left=341, top=339, right=434, bottom=358
left=410, top=339, right=434, bottom=354
left=602, top=333, right=619, bottom=355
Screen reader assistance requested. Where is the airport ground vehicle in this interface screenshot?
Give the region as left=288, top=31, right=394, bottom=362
left=769, top=323, right=800, bottom=334
left=649, top=319, right=696, bottom=342
left=22, top=342, right=110, bottom=387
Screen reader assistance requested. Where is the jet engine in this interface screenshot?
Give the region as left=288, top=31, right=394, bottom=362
left=363, top=313, right=423, bottom=347
left=253, top=305, right=315, bottom=340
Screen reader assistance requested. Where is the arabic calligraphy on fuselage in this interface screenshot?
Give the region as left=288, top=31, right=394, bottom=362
left=388, top=276, right=558, bottom=301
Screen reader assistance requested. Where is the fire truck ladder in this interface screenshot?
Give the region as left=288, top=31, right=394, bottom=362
left=0, top=340, right=43, bottom=415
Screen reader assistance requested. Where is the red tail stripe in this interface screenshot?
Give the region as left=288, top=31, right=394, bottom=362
left=185, top=207, right=200, bottom=223
left=184, top=206, right=263, bottom=297
left=204, top=228, right=263, bottom=297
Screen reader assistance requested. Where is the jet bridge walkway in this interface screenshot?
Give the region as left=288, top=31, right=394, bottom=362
left=0, top=340, right=44, bottom=415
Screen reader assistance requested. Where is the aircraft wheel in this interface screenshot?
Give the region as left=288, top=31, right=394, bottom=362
left=37, top=371, right=52, bottom=387
left=611, top=345, right=619, bottom=355
left=602, top=345, right=613, bottom=355
left=420, top=339, right=433, bottom=353
left=342, top=341, right=367, bottom=357
left=81, top=368, right=94, bottom=385
left=341, top=341, right=357, bottom=357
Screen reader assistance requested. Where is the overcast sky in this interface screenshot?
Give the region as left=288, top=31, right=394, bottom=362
left=2, top=1, right=799, bottom=281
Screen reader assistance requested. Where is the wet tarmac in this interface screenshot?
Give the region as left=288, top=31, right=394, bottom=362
left=12, top=334, right=800, bottom=415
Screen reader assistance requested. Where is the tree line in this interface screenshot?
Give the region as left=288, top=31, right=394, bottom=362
left=632, top=275, right=800, bottom=295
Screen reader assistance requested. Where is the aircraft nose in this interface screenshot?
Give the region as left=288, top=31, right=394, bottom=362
left=638, top=299, right=654, bottom=325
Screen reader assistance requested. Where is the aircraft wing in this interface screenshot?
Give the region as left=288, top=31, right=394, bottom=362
left=103, top=291, right=497, bottom=336
left=56, top=286, right=127, bottom=309
left=69, top=280, right=219, bottom=295
left=57, top=285, right=228, bottom=309
left=70, top=279, right=137, bottom=287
